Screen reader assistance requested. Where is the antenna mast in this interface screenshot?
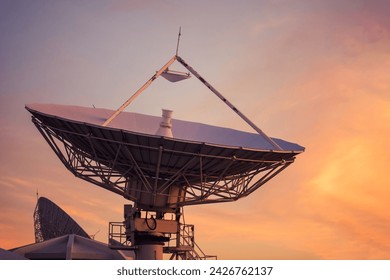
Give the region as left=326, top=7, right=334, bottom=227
left=176, top=27, right=182, bottom=56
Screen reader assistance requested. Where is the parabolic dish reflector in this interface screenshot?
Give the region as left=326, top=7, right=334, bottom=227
left=26, top=103, right=304, bottom=212
left=34, top=196, right=90, bottom=242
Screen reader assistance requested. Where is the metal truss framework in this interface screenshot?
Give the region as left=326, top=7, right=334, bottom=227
left=33, top=197, right=91, bottom=243
left=32, top=116, right=294, bottom=211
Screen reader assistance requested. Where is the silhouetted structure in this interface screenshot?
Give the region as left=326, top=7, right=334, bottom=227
left=34, top=197, right=90, bottom=242
left=12, top=234, right=128, bottom=260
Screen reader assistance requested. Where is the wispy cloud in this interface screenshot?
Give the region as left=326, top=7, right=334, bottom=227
left=1, top=0, right=390, bottom=259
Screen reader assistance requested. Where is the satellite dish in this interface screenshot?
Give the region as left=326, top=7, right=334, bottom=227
left=26, top=40, right=304, bottom=259
left=33, top=197, right=90, bottom=242
left=26, top=104, right=303, bottom=212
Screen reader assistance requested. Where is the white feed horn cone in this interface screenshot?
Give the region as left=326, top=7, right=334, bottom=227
left=156, top=109, right=173, bottom=138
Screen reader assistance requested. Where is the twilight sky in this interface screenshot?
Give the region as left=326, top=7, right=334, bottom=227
left=1, top=0, right=390, bottom=259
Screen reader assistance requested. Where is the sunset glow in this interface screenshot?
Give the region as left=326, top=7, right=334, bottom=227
left=1, top=0, right=389, bottom=259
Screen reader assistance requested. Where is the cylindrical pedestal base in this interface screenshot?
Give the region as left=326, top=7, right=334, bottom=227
left=135, top=232, right=168, bottom=260
left=136, top=243, right=163, bottom=260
